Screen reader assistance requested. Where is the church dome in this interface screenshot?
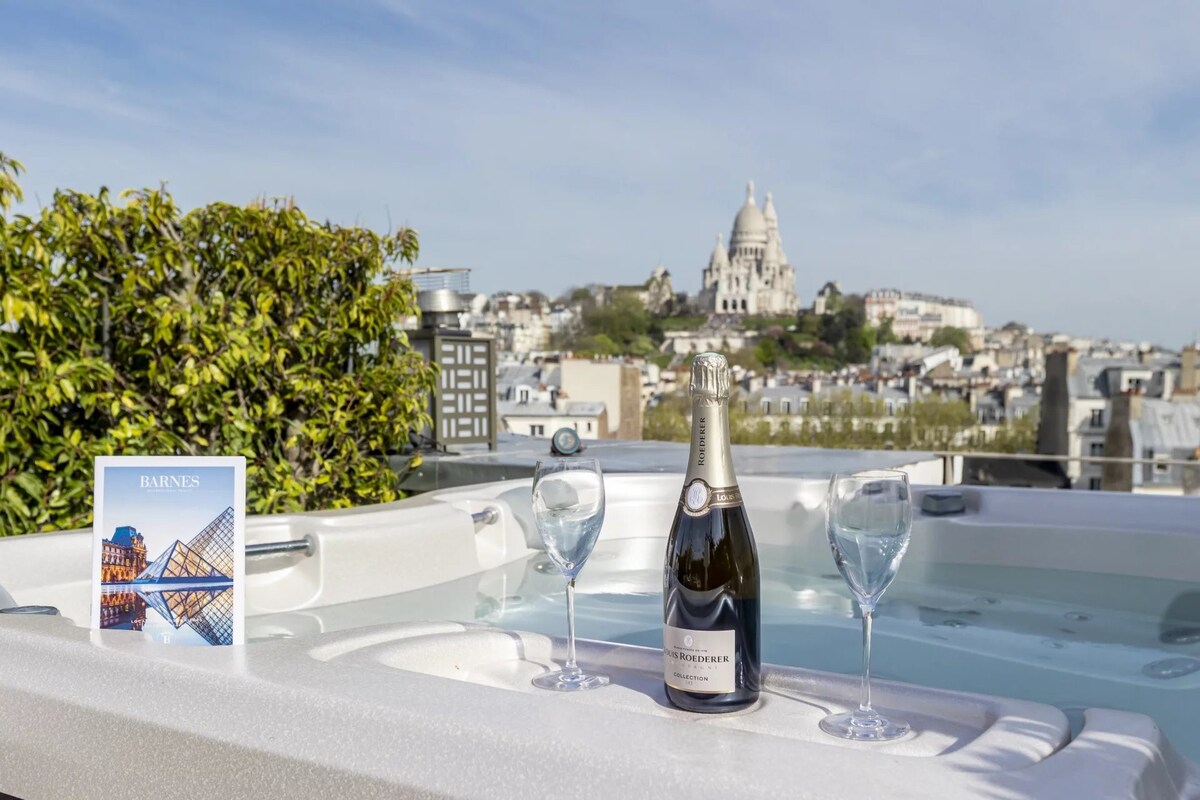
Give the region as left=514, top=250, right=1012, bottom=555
left=730, top=181, right=768, bottom=245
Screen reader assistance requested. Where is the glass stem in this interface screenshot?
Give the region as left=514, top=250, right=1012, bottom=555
left=859, top=605, right=874, bottom=714
left=564, top=578, right=579, bottom=674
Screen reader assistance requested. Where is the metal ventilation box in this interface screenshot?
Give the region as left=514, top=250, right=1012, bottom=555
left=406, top=269, right=497, bottom=451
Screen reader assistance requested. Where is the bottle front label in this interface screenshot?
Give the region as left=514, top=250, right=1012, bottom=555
left=663, top=624, right=736, bottom=693
left=679, top=479, right=742, bottom=517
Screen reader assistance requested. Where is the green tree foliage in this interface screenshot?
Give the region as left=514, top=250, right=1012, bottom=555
left=817, top=294, right=878, bottom=363
left=753, top=333, right=786, bottom=370
left=644, top=388, right=1032, bottom=453
left=797, top=313, right=821, bottom=338
left=728, top=299, right=884, bottom=371
left=984, top=406, right=1039, bottom=453
left=877, top=316, right=898, bottom=345
left=0, top=153, right=436, bottom=534
left=643, top=392, right=692, bottom=442
left=903, top=394, right=977, bottom=449
left=558, top=291, right=656, bottom=356
left=929, top=326, right=973, bottom=353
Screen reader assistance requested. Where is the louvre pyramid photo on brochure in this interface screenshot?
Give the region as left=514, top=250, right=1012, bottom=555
left=91, top=457, right=246, bottom=646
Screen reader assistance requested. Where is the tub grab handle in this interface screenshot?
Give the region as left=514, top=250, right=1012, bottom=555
left=245, top=507, right=499, bottom=558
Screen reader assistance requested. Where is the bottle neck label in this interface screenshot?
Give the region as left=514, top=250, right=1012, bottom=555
left=685, top=399, right=737, bottom=488
left=680, top=479, right=743, bottom=517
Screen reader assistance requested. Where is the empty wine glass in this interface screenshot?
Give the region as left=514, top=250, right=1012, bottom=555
left=530, top=458, right=610, bottom=691
left=820, top=470, right=913, bottom=741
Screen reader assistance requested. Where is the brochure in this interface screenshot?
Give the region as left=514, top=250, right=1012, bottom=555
left=91, top=456, right=246, bottom=646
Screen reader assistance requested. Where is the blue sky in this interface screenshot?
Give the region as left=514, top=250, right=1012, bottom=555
left=102, top=466, right=234, bottom=558
left=2, top=1, right=1199, bottom=345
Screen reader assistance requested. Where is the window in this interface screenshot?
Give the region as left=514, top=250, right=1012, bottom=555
left=1128, top=378, right=1144, bottom=391
left=586, top=421, right=592, bottom=432
left=761, top=400, right=771, bottom=414
left=781, top=399, right=792, bottom=414
left=1089, top=409, right=1104, bottom=428
left=530, top=424, right=544, bottom=437
left=517, top=386, right=531, bottom=403
left=1088, top=477, right=1102, bottom=490
left=1154, top=456, right=1169, bottom=475
left=1090, top=442, right=1104, bottom=457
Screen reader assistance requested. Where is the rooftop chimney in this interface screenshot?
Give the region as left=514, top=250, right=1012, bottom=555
left=417, top=288, right=466, bottom=329
left=1101, top=390, right=1143, bottom=492
left=1181, top=344, right=1199, bottom=394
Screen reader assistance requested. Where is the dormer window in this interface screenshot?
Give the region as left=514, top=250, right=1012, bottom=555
left=517, top=386, right=531, bottom=403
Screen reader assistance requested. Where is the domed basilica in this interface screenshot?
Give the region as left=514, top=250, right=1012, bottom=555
left=699, top=182, right=799, bottom=315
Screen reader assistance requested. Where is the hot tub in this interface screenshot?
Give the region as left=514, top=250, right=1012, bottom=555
left=1, top=475, right=1198, bottom=799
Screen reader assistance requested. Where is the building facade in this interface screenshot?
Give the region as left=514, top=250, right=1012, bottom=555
left=593, top=266, right=676, bottom=316
left=560, top=359, right=643, bottom=440
left=1102, top=393, right=1200, bottom=495
left=661, top=316, right=761, bottom=356
left=496, top=359, right=642, bottom=440
left=98, top=590, right=147, bottom=630
left=1039, top=347, right=1195, bottom=490
left=864, top=290, right=984, bottom=346
left=100, top=525, right=148, bottom=583
left=811, top=281, right=842, bottom=315
left=700, top=182, right=799, bottom=316
left=498, top=400, right=608, bottom=440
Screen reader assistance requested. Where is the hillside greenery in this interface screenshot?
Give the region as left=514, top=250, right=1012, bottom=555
left=929, top=326, right=973, bottom=353
left=560, top=288, right=907, bottom=371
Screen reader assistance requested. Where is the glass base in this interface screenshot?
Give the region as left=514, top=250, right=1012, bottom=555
left=819, top=709, right=910, bottom=741
left=532, top=669, right=610, bottom=692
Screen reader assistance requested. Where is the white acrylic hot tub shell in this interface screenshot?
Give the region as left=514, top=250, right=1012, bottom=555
left=0, top=475, right=1198, bottom=799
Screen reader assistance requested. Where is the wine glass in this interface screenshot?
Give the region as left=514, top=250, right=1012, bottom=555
left=819, top=470, right=913, bottom=741
left=530, top=458, right=610, bottom=691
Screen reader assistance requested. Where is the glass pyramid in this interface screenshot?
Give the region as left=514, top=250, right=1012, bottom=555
left=136, top=539, right=226, bottom=583
left=185, top=507, right=235, bottom=579
left=139, top=587, right=234, bottom=646
left=184, top=587, right=234, bottom=646
left=134, top=506, right=235, bottom=584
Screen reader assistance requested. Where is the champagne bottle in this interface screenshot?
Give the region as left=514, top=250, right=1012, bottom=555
left=663, top=352, right=761, bottom=713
